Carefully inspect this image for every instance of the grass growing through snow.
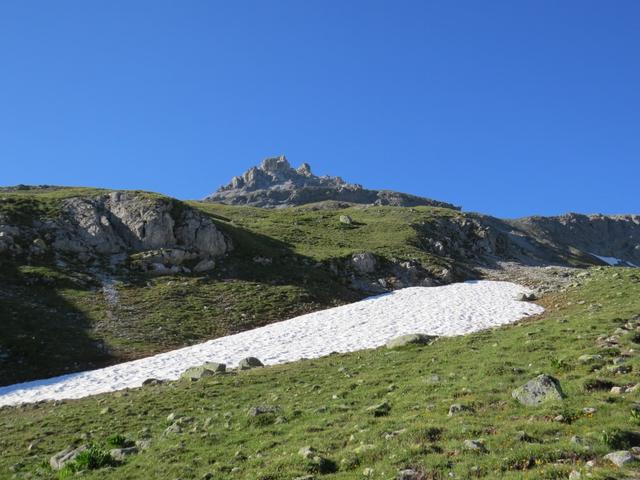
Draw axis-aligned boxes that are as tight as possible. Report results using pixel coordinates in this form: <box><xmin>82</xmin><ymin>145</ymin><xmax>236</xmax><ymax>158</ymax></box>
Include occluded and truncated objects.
<box><xmin>1</xmin><ymin>268</ymin><xmax>638</xmax><ymax>479</ymax></box>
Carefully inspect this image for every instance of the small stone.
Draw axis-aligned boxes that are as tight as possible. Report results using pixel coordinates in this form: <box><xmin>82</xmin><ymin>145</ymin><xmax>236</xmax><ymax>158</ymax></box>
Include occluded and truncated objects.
<box><xmin>339</xmin><ymin>215</ymin><xmax>353</xmax><ymax>225</ymax></box>
<box><xmin>463</xmin><ymin>439</ymin><xmax>487</xmax><ymax>452</ymax></box>
<box><xmin>385</xmin><ymin>334</ymin><xmax>437</xmax><ymax>349</ymax></box>
<box><xmin>166</xmin><ymin>412</ymin><xmax>179</xmax><ymax>422</ymax></box>
<box><xmin>448</xmin><ymin>403</ymin><xmax>473</xmax><ymax>417</ymax></box>
<box><xmin>142</xmin><ymin>378</ymin><xmax>164</xmax><ymax>386</ymax></box>
<box><xmin>163</xmin><ymin>423</ymin><xmax>182</xmax><ymax>435</ymax></box>
<box><xmin>607</xmin><ymin>364</ymin><xmax>632</xmax><ymax>374</ymax></box>
<box><xmin>397</xmin><ymin>469</ymin><xmax>422</xmax><ymax>480</ymax></box>
<box><xmin>366</xmin><ymin>401</ymin><xmax>391</xmax><ymax>417</ymax></box>
<box><xmin>610</xmin><ymin>386</ymin><xmax>623</xmax><ymax>394</ymax></box>
<box><xmin>582</xmin><ymin>407</ymin><xmax>597</xmax><ymax>415</ymax></box>
<box><xmin>110</xmin><ymin>446</ymin><xmax>138</xmax><ymax>461</ymax></box>
<box><xmin>515</xmin><ymin>431</ymin><xmax>535</xmax><ymax>443</ymax></box>
<box><xmin>100</xmin><ymin>406</ymin><xmax>113</xmax><ymax>415</ymax></box>
<box><xmin>298</xmin><ymin>446</ymin><xmax>317</xmax><ymax>459</ymax></box>
<box><xmin>238</xmin><ymin>357</ymin><xmax>263</xmax><ymax>370</ymax></box>
<box><xmin>135</xmin><ymin>439</ymin><xmax>151</xmax><ymax>451</ymax></box>
<box><xmin>569</xmin><ymin>470</ymin><xmax>581</xmax><ymax>480</ymax></box>
<box><xmin>247</xmin><ymin>405</ymin><xmax>279</xmax><ymax>417</ymax></box>
<box><xmin>363</xmin><ymin>467</ymin><xmax>374</xmax><ymax>476</ymax></box>
<box><xmin>577</xmin><ymin>354</ymin><xmax>603</xmax><ymax>364</ymax></box>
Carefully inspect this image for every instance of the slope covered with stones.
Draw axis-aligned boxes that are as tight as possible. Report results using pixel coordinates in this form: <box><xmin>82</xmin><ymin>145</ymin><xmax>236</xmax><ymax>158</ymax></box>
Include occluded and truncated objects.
<box><xmin>0</xmin><ymin>268</ymin><xmax>638</xmax><ymax>479</ymax></box>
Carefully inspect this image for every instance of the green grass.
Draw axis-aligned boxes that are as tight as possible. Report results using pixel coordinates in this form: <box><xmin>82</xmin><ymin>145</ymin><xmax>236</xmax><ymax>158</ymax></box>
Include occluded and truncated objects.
<box><xmin>193</xmin><ymin>201</ymin><xmax>458</xmax><ymax>269</ymax></box>
<box><xmin>1</xmin><ymin>268</ymin><xmax>638</xmax><ymax>479</ymax></box>
<box><xmin>2</xmin><ymin>192</ymin><xmax>466</xmax><ymax>384</ymax></box>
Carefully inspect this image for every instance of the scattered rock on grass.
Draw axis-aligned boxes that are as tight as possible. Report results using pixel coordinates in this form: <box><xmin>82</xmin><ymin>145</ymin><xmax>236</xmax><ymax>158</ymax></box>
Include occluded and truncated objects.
<box><xmin>604</xmin><ymin>450</ymin><xmax>637</xmax><ymax>467</ymax></box>
<box><xmin>386</xmin><ymin>334</ymin><xmax>437</xmax><ymax>349</ymax></box>
<box><xmin>463</xmin><ymin>439</ymin><xmax>487</xmax><ymax>452</ymax></box>
<box><xmin>512</xmin><ymin>374</ymin><xmax>564</xmax><ymax>406</ymax></box>
<box><xmin>49</xmin><ymin>445</ymin><xmax>88</xmax><ymax>470</ymax></box>
<box><xmin>366</xmin><ymin>401</ymin><xmax>391</xmax><ymax>417</ymax></box>
<box><xmin>181</xmin><ymin>362</ymin><xmax>226</xmax><ymax>381</ymax></box>
<box><xmin>247</xmin><ymin>405</ymin><xmax>280</xmax><ymax>417</ymax></box>
<box><xmin>577</xmin><ymin>354</ymin><xmax>602</xmax><ymax>364</ymax></box>
<box><xmin>110</xmin><ymin>446</ymin><xmax>138</xmax><ymax>461</ymax></box>
<box><xmin>448</xmin><ymin>403</ymin><xmax>473</xmax><ymax>416</ymax></box>
<box><xmin>396</xmin><ymin>469</ymin><xmax>423</xmax><ymax>480</ymax></box>
<box><xmin>239</xmin><ymin>357</ymin><xmax>264</xmax><ymax>370</ymax></box>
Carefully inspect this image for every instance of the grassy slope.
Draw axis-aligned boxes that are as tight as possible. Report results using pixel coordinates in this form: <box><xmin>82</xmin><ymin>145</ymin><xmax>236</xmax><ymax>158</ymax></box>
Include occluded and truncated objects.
<box><xmin>0</xmin><ymin>191</ymin><xmax>459</xmax><ymax>384</ymax></box>
<box><xmin>1</xmin><ymin>268</ymin><xmax>638</xmax><ymax>479</ymax></box>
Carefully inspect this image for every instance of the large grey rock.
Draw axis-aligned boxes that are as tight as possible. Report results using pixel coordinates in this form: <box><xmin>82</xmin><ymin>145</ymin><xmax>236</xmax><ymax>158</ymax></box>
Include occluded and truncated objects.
<box><xmin>512</xmin><ymin>374</ymin><xmax>565</xmax><ymax>406</ymax></box>
<box><xmin>49</xmin><ymin>445</ymin><xmax>88</xmax><ymax>470</ymax></box>
<box><xmin>351</xmin><ymin>252</ymin><xmax>377</xmax><ymax>273</ymax></box>
<box><xmin>181</xmin><ymin>362</ymin><xmax>226</xmax><ymax>381</ymax></box>
<box><xmin>386</xmin><ymin>334</ymin><xmax>437</xmax><ymax>349</ymax></box>
<box><xmin>604</xmin><ymin>450</ymin><xmax>636</xmax><ymax>467</ymax></box>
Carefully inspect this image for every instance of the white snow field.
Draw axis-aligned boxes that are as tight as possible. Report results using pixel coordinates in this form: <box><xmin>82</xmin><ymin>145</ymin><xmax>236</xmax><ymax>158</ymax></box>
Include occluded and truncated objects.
<box><xmin>0</xmin><ymin>280</ymin><xmax>543</xmax><ymax>406</ymax></box>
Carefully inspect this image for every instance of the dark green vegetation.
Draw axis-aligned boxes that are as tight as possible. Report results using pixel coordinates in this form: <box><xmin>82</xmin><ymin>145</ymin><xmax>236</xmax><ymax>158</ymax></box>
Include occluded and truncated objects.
<box><xmin>1</xmin><ymin>269</ymin><xmax>639</xmax><ymax>479</ymax></box>
<box><xmin>0</xmin><ymin>188</ymin><xmax>459</xmax><ymax>384</ymax></box>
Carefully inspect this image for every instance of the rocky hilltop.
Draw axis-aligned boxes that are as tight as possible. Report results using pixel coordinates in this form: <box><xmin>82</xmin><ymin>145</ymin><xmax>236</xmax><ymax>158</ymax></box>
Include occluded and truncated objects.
<box><xmin>205</xmin><ymin>155</ymin><xmax>460</xmax><ymax>210</ymax></box>
<box><xmin>0</xmin><ymin>191</ymin><xmax>231</xmax><ymax>275</ymax></box>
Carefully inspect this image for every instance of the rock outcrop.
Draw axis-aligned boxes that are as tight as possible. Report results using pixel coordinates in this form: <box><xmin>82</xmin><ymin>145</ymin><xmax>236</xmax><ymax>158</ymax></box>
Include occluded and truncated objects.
<box><xmin>415</xmin><ymin>212</ymin><xmax>640</xmax><ymax>268</ymax></box>
<box><xmin>205</xmin><ymin>156</ymin><xmax>460</xmax><ymax>210</ymax></box>
<box><xmin>0</xmin><ymin>191</ymin><xmax>231</xmax><ymax>273</ymax></box>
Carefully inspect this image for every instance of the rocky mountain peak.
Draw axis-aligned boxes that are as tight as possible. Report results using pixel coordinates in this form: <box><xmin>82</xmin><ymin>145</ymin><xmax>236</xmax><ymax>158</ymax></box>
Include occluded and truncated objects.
<box><xmin>206</xmin><ymin>156</ymin><xmax>459</xmax><ymax>210</ymax></box>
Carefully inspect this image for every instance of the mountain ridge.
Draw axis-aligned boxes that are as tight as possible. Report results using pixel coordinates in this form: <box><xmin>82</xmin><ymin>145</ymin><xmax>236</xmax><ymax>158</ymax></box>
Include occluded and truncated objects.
<box><xmin>205</xmin><ymin>155</ymin><xmax>461</xmax><ymax>210</ymax></box>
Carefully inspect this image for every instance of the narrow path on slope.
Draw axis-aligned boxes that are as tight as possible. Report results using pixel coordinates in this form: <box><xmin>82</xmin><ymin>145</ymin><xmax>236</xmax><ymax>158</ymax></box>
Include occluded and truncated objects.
<box><xmin>0</xmin><ymin>281</ymin><xmax>543</xmax><ymax>406</ymax></box>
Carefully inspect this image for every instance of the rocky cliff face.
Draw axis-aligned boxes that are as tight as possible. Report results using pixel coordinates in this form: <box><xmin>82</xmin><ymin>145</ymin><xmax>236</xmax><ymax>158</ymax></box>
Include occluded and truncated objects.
<box><xmin>0</xmin><ymin>192</ymin><xmax>231</xmax><ymax>274</ymax></box>
<box><xmin>205</xmin><ymin>156</ymin><xmax>460</xmax><ymax>210</ymax></box>
<box><xmin>413</xmin><ymin>213</ymin><xmax>640</xmax><ymax>268</ymax></box>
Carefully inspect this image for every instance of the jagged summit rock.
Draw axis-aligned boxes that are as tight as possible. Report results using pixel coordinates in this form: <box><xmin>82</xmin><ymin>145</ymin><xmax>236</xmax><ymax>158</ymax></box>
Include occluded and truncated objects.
<box><xmin>205</xmin><ymin>155</ymin><xmax>460</xmax><ymax>210</ymax></box>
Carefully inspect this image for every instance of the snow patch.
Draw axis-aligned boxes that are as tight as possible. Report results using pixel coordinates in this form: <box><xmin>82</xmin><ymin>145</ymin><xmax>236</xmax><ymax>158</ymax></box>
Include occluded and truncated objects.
<box><xmin>0</xmin><ymin>281</ymin><xmax>543</xmax><ymax>406</ymax></box>
<box><xmin>590</xmin><ymin>252</ymin><xmax>637</xmax><ymax>267</ymax></box>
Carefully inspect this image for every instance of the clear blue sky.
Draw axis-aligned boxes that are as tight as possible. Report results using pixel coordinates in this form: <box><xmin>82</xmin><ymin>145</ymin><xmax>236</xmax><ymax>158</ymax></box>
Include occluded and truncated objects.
<box><xmin>1</xmin><ymin>1</ymin><xmax>638</xmax><ymax>217</ymax></box>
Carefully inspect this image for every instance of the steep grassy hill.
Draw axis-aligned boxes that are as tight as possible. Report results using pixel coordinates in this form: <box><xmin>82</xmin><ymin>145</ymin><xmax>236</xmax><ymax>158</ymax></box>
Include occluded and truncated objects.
<box><xmin>0</xmin><ymin>189</ymin><xmax>459</xmax><ymax>385</ymax></box>
<box><xmin>1</xmin><ymin>268</ymin><xmax>638</xmax><ymax>479</ymax></box>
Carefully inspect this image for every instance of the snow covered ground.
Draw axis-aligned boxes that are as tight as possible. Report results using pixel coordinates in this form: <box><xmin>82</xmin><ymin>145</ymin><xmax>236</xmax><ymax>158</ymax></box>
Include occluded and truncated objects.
<box><xmin>0</xmin><ymin>280</ymin><xmax>543</xmax><ymax>406</ymax></box>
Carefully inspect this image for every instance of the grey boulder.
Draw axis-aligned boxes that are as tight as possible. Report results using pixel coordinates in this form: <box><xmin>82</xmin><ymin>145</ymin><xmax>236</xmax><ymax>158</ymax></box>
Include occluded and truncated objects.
<box><xmin>238</xmin><ymin>357</ymin><xmax>264</xmax><ymax>370</ymax></box>
<box><xmin>512</xmin><ymin>374</ymin><xmax>564</xmax><ymax>406</ymax></box>
<box><xmin>386</xmin><ymin>334</ymin><xmax>437</xmax><ymax>349</ymax></box>
<box><xmin>181</xmin><ymin>362</ymin><xmax>226</xmax><ymax>381</ymax></box>
<box><xmin>604</xmin><ymin>450</ymin><xmax>637</xmax><ymax>467</ymax></box>
<box><xmin>49</xmin><ymin>445</ymin><xmax>88</xmax><ymax>470</ymax></box>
